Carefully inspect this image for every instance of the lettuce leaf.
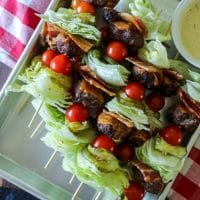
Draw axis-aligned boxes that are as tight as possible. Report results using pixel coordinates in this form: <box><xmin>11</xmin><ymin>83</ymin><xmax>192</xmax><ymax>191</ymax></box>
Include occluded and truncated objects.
<box><xmin>170</xmin><ymin>60</ymin><xmax>200</xmax><ymax>102</ymax></box>
<box><xmin>84</xmin><ymin>49</ymin><xmax>130</xmax><ymax>87</ymax></box>
<box><xmin>105</xmin><ymin>93</ymin><xmax>163</xmax><ymax>131</ymax></box>
<box><xmin>136</xmin><ymin>137</ymin><xmax>185</xmax><ymax>182</ymax></box>
<box><xmin>38</xmin><ymin>8</ymin><xmax>101</xmax><ymax>45</ymax></box>
<box><xmin>129</xmin><ymin>0</ymin><xmax>171</xmax><ymax>41</ymax></box>
<box><xmin>138</xmin><ymin>40</ymin><xmax>170</xmax><ymax>68</ymax></box>
<box><xmin>62</xmin><ymin>145</ymin><xmax>129</xmax><ymax>196</ymax></box>
<box><xmin>7</xmin><ymin>57</ymin><xmax>72</xmax><ymax>113</ymax></box>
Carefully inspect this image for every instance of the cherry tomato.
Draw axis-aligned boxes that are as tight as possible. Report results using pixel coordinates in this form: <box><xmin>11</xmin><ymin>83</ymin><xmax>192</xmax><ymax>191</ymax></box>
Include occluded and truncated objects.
<box><xmin>50</xmin><ymin>54</ymin><xmax>72</xmax><ymax>76</ymax></box>
<box><xmin>145</xmin><ymin>92</ymin><xmax>165</xmax><ymax>112</ymax></box>
<box><xmin>160</xmin><ymin>125</ymin><xmax>183</xmax><ymax>146</ymax></box>
<box><xmin>41</xmin><ymin>49</ymin><xmax>58</xmax><ymax>67</ymax></box>
<box><xmin>124</xmin><ymin>181</ymin><xmax>144</xmax><ymax>200</ymax></box>
<box><xmin>92</xmin><ymin>134</ymin><xmax>116</xmax><ymax>152</ymax></box>
<box><xmin>123</xmin><ymin>82</ymin><xmax>145</xmax><ymax>101</ymax></box>
<box><xmin>100</xmin><ymin>26</ymin><xmax>109</xmax><ymax>41</ymax></box>
<box><xmin>65</xmin><ymin>102</ymin><xmax>89</xmax><ymax>122</ymax></box>
<box><xmin>76</xmin><ymin>2</ymin><xmax>95</xmax><ymax>15</ymax></box>
<box><xmin>115</xmin><ymin>143</ymin><xmax>134</xmax><ymax>161</ymax></box>
<box><xmin>106</xmin><ymin>41</ymin><xmax>128</xmax><ymax>62</ymax></box>
<box><xmin>71</xmin><ymin>0</ymin><xmax>82</xmax><ymax>9</ymax></box>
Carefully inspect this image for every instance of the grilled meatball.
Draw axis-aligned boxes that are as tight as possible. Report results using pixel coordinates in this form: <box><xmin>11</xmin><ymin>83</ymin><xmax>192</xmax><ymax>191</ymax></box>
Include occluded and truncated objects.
<box><xmin>126</xmin><ymin>57</ymin><xmax>164</xmax><ymax>89</ymax></box>
<box><xmin>128</xmin><ymin>130</ymin><xmax>150</xmax><ymax>147</ymax></box>
<box><xmin>54</xmin><ymin>33</ymin><xmax>83</xmax><ymax>57</ymax></box>
<box><xmin>97</xmin><ymin>110</ymin><xmax>132</xmax><ymax>142</ymax></box>
<box><xmin>167</xmin><ymin>104</ymin><xmax>199</xmax><ymax>133</ymax></box>
<box><xmin>130</xmin><ymin>160</ymin><xmax>164</xmax><ymax>194</ymax></box>
<box><xmin>102</xmin><ymin>7</ymin><xmax>122</xmax><ymax>23</ymax></box>
<box><xmin>83</xmin><ymin>0</ymin><xmax>107</xmax><ymax>7</ymax></box>
<box><xmin>160</xmin><ymin>76</ymin><xmax>178</xmax><ymax>97</ymax></box>
<box><xmin>74</xmin><ymin>79</ymin><xmax>105</xmax><ymax>118</ymax></box>
<box><xmin>110</xmin><ymin>21</ymin><xmax>144</xmax><ymax>51</ymax></box>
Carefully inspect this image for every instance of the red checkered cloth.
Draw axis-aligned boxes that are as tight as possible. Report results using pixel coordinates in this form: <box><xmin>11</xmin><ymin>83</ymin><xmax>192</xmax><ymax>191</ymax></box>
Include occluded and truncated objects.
<box><xmin>0</xmin><ymin>1</ymin><xmax>200</xmax><ymax>200</ymax></box>
<box><xmin>168</xmin><ymin>139</ymin><xmax>200</xmax><ymax>200</ymax></box>
<box><xmin>0</xmin><ymin>0</ymin><xmax>51</xmax><ymax>68</ymax></box>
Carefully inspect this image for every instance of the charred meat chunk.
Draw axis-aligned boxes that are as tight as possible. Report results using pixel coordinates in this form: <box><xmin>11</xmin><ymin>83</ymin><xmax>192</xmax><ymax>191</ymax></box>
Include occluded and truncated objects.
<box><xmin>167</xmin><ymin>104</ymin><xmax>199</xmax><ymax>133</ymax></box>
<box><xmin>53</xmin><ymin>33</ymin><xmax>83</xmax><ymax>57</ymax></box>
<box><xmin>74</xmin><ymin>79</ymin><xmax>105</xmax><ymax>118</ymax></box>
<box><xmin>97</xmin><ymin>110</ymin><xmax>132</xmax><ymax>143</ymax></box>
<box><xmin>128</xmin><ymin>130</ymin><xmax>150</xmax><ymax>147</ymax></box>
<box><xmin>126</xmin><ymin>57</ymin><xmax>164</xmax><ymax>89</ymax></box>
<box><xmin>41</xmin><ymin>23</ymin><xmax>93</xmax><ymax>54</ymax></box>
<box><xmin>102</xmin><ymin>7</ymin><xmax>122</xmax><ymax>23</ymax></box>
<box><xmin>110</xmin><ymin>22</ymin><xmax>144</xmax><ymax>51</ymax></box>
<box><xmin>160</xmin><ymin>70</ymin><xmax>185</xmax><ymax>97</ymax></box>
<box><xmin>83</xmin><ymin>0</ymin><xmax>107</xmax><ymax>7</ymax></box>
<box><xmin>160</xmin><ymin>76</ymin><xmax>178</xmax><ymax>97</ymax></box>
<box><xmin>131</xmin><ymin>160</ymin><xmax>164</xmax><ymax>194</ymax></box>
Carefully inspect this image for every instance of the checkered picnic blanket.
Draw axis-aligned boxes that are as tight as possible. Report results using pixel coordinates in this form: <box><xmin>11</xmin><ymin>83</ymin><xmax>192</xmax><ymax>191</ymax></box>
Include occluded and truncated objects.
<box><xmin>0</xmin><ymin>1</ymin><xmax>200</xmax><ymax>200</ymax></box>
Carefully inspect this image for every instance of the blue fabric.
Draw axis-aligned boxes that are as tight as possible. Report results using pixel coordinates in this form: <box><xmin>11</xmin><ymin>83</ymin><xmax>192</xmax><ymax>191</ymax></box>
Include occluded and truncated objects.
<box><xmin>0</xmin><ymin>188</ymin><xmax>39</xmax><ymax>200</ymax></box>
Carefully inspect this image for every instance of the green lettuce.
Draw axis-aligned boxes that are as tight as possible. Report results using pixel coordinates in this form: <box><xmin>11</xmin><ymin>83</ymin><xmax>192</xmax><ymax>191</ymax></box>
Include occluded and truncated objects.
<box><xmin>136</xmin><ymin>137</ymin><xmax>185</xmax><ymax>182</ymax></box>
<box><xmin>84</xmin><ymin>50</ymin><xmax>130</xmax><ymax>87</ymax></box>
<box><xmin>39</xmin><ymin>8</ymin><xmax>101</xmax><ymax>45</ymax></box>
<box><xmin>138</xmin><ymin>40</ymin><xmax>170</xmax><ymax>68</ymax></box>
<box><xmin>170</xmin><ymin>60</ymin><xmax>200</xmax><ymax>102</ymax></box>
<box><xmin>105</xmin><ymin>93</ymin><xmax>163</xmax><ymax>131</ymax></box>
<box><xmin>7</xmin><ymin>57</ymin><xmax>72</xmax><ymax>113</ymax></box>
<box><xmin>62</xmin><ymin>145</ymin><xmax>130</xmax><ymax>196</ymax></box>
<box><xmin>31</xmin><ymin>99</ymin><xmax>94</xmax><ymax>143</ymax></box>
<box><xmin>129</xmin><ymin>0</ymin><xmax>171</xmax><ymax>41</ymax></box>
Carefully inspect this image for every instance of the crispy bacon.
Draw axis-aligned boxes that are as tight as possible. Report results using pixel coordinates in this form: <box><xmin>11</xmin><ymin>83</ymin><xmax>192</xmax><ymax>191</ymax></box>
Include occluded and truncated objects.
<box><xmin>79</xmin><ymin>65</ymin><xmax>116</xmax><ymax>96</ymax></box>
<box><xmin>178</xmin><ymin>88</ymin><xmax>200</xmax><ymax>119</ymax></box>
<box><xmin>131</xmin><ymin>159</ymin><xmax>164</xmax><ymax>194</ymax></box>
<box><xmin>126</xmin><ymin>57</ymin><xmax>164</xmax><ymax>89</ymax></box>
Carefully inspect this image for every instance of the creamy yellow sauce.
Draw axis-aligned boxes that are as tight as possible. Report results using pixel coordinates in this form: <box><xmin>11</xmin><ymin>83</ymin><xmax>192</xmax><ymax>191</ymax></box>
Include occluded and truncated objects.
<box><xmin>180</xmin><ymin>1</ymin><xmax>200</xmax><ymax>60</ymax></box>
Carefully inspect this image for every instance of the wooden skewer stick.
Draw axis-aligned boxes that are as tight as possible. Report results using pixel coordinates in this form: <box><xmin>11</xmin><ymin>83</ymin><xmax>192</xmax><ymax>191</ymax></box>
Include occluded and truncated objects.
<box><xmin>30</xmin><ymin>120</ymin><xmax>44</xmax><ymax>138</ymax></box>
<box><xmin>174</xmin><ymin>52</ymin><xmax>180</xmax><ymax>60</ymax></box>
<box><xmin>93</xmin><ymin>191</ymin><xmax>102</xmax><ymax>200</ymax></box>
<box><xmin>71</xmin><ymin>182</ymin><xmax>84</xmax><ymax>200</ymax></box>
<box><xmin>69</xmin><ymin>174</ymin><xmax>76</xmax><ymax>184</ymax></box>
<box><xmin>28</xmin><ymin>101</ymin><xmax>43</xmax><ymax>128</ymax></box>
<box><xmin>44</xmin><ymin>150</ymin><xmax>57</xmax><ymax>169</ymax></box>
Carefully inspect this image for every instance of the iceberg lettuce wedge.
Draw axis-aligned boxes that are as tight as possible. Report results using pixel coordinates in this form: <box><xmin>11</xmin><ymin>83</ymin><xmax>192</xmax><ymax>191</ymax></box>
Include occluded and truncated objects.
<box><xmin>39</xmin><ymin>8</ymin><xmax>101</xmax><ymax>45</ymax></box>
<box><xmin>84</xmin><ymin>50</ymin><xmax>130</xmax><ymax>87</ymax></box>
<box><xmin>129</xmin><ymin>0</ymin><xmax>171</xmax><ymax>42</ymax></box>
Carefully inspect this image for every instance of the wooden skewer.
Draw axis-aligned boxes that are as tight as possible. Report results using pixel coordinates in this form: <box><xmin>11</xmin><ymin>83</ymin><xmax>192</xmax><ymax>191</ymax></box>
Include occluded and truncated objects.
<box><xmin>71</xmin><ymin>182</ymin><xmax>84</xmax><ymax>200</ymax></box>
<box><xmin>44</xmin><ymin>150</ymin><xmax>57</xmax><ymax>169</ymax></box>
<box><xmin>30</xmin><ymin>120</ymin><xmax>44</xmax><ymax>138</ymax></box>
<box><xmin>174</xmin><ymin>52</ymin><xmax>180</xmax><ymax>60</ymax></box>
<box><xmin>93</xmin><ymin>191</ymin><xmax>102</xmax><ymax>200</ymax></box>
<box><xmin>28</xmin><ymin>101</ymin><xmax>43</xmax><ymax>128</ymax></box>
<box><xmin>69</xmin><ymin>174</ymin><xmax>76</xmax><ymax>184</ymax></box>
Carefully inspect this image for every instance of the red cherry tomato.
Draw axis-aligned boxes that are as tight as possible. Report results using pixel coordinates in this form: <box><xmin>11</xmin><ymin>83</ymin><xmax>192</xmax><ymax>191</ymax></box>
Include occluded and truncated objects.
<box><xmin>50</xmin><ymin>54</ymin><xmax>72</xmax><ymax>76</ymax></box>
<box><xmin>41</xmin><ymin>50</ymin><xmax>58</xmax><ymax>67</ymax></box>
<box><xmin>71</xmin><ymin>0</ymin><xmax>82</xmax><ymax>9</ymax></box>
<box><xmin>160</xmin><ymin>125</ymin><xmax>183</xmax><ymax>146</ymax></box>
<box><xmin>115</xmin><ymin>143</ymin><xmax>134</xmax><ymax>161</ymax></box>
<box><xmin>124</xmin><ymin>181</ymin><xmax>144</xmax><ymax>200</ymax></box>
<box><xmin>76</xmin><ymin>2</ymin><xmax>95</xmax><ymax>15</ymax></box>
<box><xmin>100</xmin><ymin>26</ymin><xmax>109</xmax><ymax>41</ymax></box>
<box><xmin>106</xmin><ymin>41</ymin><xmax>128</xmax><ymax>62</ymax></box>
<box><xmin>123</xmin><ymin>82</ymin><xmax>145</xmax><ymax>101</ymax></box>
<box><xmin>92</xmin><ymin>134</ymin><xmax>116</xmax><ymax>152</ymax></box>
<box><xmin>65</xmin><ymin>102</ymin><xmax>89</xmax><ymax>122</ymax></box>
<box><xmin>145</xmin><ymin>92</ymin><xmax>165</xmax><ymax>112</ymax></box>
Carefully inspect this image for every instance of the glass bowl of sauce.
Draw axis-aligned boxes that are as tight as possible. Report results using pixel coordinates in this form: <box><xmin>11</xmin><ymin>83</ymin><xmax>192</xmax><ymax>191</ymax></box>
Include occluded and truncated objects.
<box><xmin>172</xmin><ymin>0</ymin><xmax>200</xmax><ymax>68</ymax></box>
